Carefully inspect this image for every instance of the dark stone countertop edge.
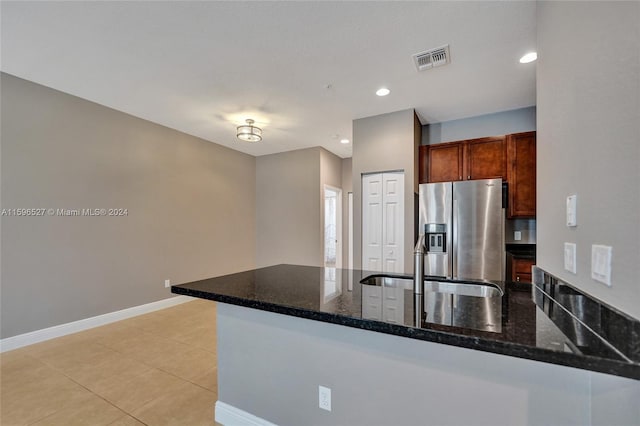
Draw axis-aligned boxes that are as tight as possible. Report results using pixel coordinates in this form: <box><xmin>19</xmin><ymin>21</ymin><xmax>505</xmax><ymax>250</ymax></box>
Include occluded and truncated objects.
<box><xmin>172</xmin><ymin>285</ymin><xmax>640</xmax><ymax>380</ymax></box>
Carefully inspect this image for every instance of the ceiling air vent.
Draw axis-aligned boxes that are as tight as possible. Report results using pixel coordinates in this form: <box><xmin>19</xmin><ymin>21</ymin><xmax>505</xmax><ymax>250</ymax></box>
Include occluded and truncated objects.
<box><xmin>412</xmin><ymin>45</ymin><xmax>450</xmax><ymax>71</ymax></box>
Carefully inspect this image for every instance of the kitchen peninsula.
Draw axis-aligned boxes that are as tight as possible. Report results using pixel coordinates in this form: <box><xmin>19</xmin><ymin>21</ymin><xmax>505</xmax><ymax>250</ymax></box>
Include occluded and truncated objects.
<box><xmin>173</xmin><ymin>264</ymin><xmax>640</xmax><ymax>426</ymax></box>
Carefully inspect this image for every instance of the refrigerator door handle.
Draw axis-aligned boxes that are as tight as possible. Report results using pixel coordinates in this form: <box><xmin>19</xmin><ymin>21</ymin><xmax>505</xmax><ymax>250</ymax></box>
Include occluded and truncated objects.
<box><xmin>452</xmin><ymin>197</ymin><xmax>457</xmax><ymax>279</ymax></box>
<box><xmin>500</xmin><ymin>208</ymin><xmax>506</xmax><ymax>281</ymax></box>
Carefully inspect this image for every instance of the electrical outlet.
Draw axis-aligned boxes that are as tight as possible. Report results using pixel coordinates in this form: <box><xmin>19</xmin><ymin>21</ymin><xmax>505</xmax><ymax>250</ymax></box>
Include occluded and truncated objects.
<box><xmin>164</xmin><ymin>279</ymin><xmax>171</xmax><ymax>288</ymax></box>
<box><xmin>318</xmin><ymin>385</ymin><xmax>331</xmax><ymax>411</ymax></box>
<box><xmin>514</xmin><ymin>231</ymin><xmax>522</xmax><ymax>241</ymax></box>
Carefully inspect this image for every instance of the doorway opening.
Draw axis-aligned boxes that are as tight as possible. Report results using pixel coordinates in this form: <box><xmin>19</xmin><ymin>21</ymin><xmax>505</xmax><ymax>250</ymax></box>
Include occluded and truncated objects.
<box><xmin>323</xmin><ymin>185</ymin><xmax>342</xmax><ymax>268</ymax></box>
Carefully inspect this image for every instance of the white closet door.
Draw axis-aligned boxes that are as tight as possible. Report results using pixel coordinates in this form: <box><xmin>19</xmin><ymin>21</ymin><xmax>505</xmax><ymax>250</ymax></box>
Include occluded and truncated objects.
<box><xmin>362</xmin><ymin>173</ymin><xmax>383</xmax><ymax>271</ymax></box>
<box><xmin>382</xmin><ymin>172</ymin><xmax>404</xmax><ymax>273</ymax></box>
<box><xmin>362</xmin><ymin>172</ymin><xmax>404</xmax><ymax>273</ymax></box>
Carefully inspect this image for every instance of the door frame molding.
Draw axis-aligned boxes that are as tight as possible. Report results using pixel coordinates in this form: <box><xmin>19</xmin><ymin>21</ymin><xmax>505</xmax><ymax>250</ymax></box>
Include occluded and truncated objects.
<box><xmin>323</xmin><ymin>184</ymin><xmax>342</xmax><ymax>268</ymax></box>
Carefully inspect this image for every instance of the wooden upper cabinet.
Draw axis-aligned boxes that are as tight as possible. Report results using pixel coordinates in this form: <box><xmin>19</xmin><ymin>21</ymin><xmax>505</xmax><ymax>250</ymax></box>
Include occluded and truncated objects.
<box><xmin>465</xmin><ymin>136</ymin><xmax>506</xmax><ymax>181</ymax></box>
<box><xmin>426</xmin><ymin>142</ymin><xmax>463</xmax><ymax>183</ymax></box>
<box><xmin>418</xmin><ymin>145</ymin><xmax>429</xmax><ymax>184</ymax></box>
<box><xmin>421</xmin><ymin>137</ymin><xmax>505</xmax><ymax>183</ymax></box>
<box><xmin>507</xmin><ymin>131</ymin><xmax>536</xmax><ymax>218</ymax></box>
<box><xmin>420</xmin><ymin>132</ymin><xmax>535</xmax><ymax>217</ymax></box>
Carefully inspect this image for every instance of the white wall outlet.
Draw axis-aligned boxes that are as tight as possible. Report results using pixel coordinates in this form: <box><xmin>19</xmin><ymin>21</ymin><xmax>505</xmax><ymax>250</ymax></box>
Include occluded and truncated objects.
<box><xmin>164</xmin><ymin>279</ymin><xmax>171</xmax><ymax>288</ymax></box>
<box><xmin>566</xmin><ymin>195</ymin><xmax>577</xmax><ymax>227</ymax></box>
<box><xmin>564</xmin><ymin>243</ymin><xmax>576</xmax><ymax>273</ymax></box>
<box><xmin>318</xmin><ymin>385</ymin><xmax>332</xmax><ymax>412</ymax></box>
<box><xmin>514</xmin><ymin>231</ymin><xmax>522</xmax><ymax>241</ymax></box>
<box><xmin>591</xmin><ymin>245</ymin><xmax>612</xmax><ymax>287</ymax></box>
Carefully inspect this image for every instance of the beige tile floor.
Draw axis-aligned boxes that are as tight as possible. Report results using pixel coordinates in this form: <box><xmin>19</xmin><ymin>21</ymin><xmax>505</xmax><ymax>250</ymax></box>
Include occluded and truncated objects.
<box><xmin>0</xmin><ymin>299</ymin><xmax>219</xmax><ymax>426</ymax></box>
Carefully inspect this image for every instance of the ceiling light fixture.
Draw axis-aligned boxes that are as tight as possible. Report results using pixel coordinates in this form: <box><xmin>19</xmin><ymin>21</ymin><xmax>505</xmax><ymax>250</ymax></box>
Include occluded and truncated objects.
<box><xmin>519</xmin><ymin>52</ymin><xmax>537</xmax><ymax>64</ymax></box>
<box><xmin>376</xmin><ymin>88</ymin><xmax>390</xmax><ymax>97</ymax></box>
<box><xmin>340</xmin><ymin>139</ymin><xmax>350</xmax><ymax>144</ymax></box>
<box><xmin>236</xmin><ymin>119</ymin><xmax>262</xmax><ymax>142</ymax></box>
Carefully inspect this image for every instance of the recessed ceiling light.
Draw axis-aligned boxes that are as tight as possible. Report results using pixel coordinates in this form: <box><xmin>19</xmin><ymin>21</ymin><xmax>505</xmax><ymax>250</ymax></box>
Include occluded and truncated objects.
<box><xmin>340</xmin><ymin>139</ymin><xmax>350</xmax><ymax>144</ymax></box>
<box><xmin>519</xmin><ymin>52</ymin><xmax>537</xmax><ymax>64</ymax></box>
<box><xmin>376</xmin><ymin>88</ymin><xmax>390</xmax><ymax>97</ymax></box>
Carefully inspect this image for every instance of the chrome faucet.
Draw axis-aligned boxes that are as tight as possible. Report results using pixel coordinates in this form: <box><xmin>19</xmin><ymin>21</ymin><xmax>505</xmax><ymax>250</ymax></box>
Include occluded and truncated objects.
<box><xmin>414</xmin><ymin>233</ymin><xmax>426</xmax><ymax>295</ymax></box>
<box><xmin>413</xmin><ymin>233</ymin><xmax>426</xmax><ymax>327</ymax></box>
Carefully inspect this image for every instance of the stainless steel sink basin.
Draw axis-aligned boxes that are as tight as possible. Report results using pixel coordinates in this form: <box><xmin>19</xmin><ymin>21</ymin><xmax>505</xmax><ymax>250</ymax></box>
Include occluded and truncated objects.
<box><xmin>359</xmin><ymin>275</ymin><xmax>413</xmax><ymax>289</ymax></box>
<box><xmin>359</xmin><ymin>274</ymin><xmax>503</xmax><ymax>332</ymax></box>
<box><xmin>359</xmin><ymin>275</ymin><xmax>503</xmax><ymax>298</ymax></box>
<box><xmin>423</xmin><ymin>280</ymin><xmax>502</xmax><ymax>298</ymax></box>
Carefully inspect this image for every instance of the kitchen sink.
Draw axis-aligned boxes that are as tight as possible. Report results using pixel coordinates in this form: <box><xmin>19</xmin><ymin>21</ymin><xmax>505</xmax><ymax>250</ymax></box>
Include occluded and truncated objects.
<box><xmin>424</xmin><ymin>280</ymin><xmax>502</xmax><ymax>298</ymax></box>
<box><xmin>359</xmin><ymin>275</ymin><xmax>503</xmax><ymax>298</ymax></box>
<box><xmin>359</xmin><ymin>274</ymin><xmax>503</xmax><ymax>332</ymax></box>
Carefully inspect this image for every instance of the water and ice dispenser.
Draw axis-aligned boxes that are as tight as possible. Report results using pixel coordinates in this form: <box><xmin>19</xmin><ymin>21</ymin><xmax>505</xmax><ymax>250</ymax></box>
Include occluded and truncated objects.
<box><xmin>424</xmin><ymin>223</ymin><xmax>447</xmax><ymax>254</ymax></box>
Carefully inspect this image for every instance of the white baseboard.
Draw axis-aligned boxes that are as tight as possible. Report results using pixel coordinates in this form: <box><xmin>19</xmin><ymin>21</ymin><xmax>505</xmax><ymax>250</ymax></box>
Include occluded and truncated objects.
<box><xmin>0</xmin><ymin>295</ymin><xmax>194</xmax><ymax>352</ymax></box>
<box><xmin>215</xmin><ymin>401</ymin><xmax>279</xmax><ymax>426</ymax></box>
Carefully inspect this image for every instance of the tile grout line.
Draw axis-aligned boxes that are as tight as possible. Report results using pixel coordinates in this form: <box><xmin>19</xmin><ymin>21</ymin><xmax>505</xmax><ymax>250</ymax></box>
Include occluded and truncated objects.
<box><xmin>20</xmin><ymin>337</ymin><xmax>209</xmax><ymax>426</ymax></box>
<box><xmin>81</xmin><ymin>329</ymin><xmax>218</xmax><ymax>392</ymax></box>
<box><xmin>87</xmin><ymin>312</ymin><xmax>219</xmax><ymax>389</ymax></box>
<box><xmin>86</xmin><ymin>328</ymin><xmax>218</xmax><ymax>390</ymax></box>
<box><xmin>4</xmin><ymin>302</ymin><xmax>218</xmax><ymax>425</ymax></box>
<box><xmin>17</xmin><ymin>344</ymin><xmax>149</xmax><ymax>425</ymax></box>
<box><xmin>22</xmin><ymin>366</ymin><xmax>133</xmax><ymax>426</ymax></box>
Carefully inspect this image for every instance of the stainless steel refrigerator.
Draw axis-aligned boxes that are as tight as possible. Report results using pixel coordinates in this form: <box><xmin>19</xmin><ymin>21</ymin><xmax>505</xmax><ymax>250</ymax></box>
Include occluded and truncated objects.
<box><xmin>418</xmin><ymin>178</ymin><xmax>505</xmax><ymax>281</ymax></box>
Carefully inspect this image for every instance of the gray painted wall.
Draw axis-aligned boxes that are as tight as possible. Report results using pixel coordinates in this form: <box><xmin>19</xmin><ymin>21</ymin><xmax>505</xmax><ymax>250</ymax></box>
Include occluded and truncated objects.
<box><xmin>352</xmin><ymin>109</ymin><xmax>418</xmax><ymax>273</ymax></box>
<box><xmin>255</xmin><ymin>147</ymin><xmax>322</xmax><ymax>268</ymax></box>
<box><xmin>0</xmin><ymin>73</ymin><xmax>256</xmax><ymax>338</ymax></box>
<box><xmin>217</xmin><ymin>303</ymin><xmax>640</xmax><ymax>426</ymax></box>
<box><xmin>255</xmin><ymin>147</ymin><xmax>343</xmax><ymax>269</ymax></box>
<box><xmin>320</xmin><ymin>148</ymin><xmax>343</xmax><ymax>191</ymax></box>
<box><xmin>537</xmin><ymin>2</ymin><xmax>640</xmax><ymax>319</ymax></box>
<box><xmin>422</xmin><ymin>106</ymin><xmax>536</xmax><ymax>145</ymax></box>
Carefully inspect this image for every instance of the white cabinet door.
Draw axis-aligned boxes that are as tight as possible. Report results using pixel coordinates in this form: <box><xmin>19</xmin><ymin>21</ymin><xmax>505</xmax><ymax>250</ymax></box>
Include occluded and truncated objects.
<box><xmin>362</xmin><ymin>172</ymin><xmax>404</xmax><ymax>273</ymax></box>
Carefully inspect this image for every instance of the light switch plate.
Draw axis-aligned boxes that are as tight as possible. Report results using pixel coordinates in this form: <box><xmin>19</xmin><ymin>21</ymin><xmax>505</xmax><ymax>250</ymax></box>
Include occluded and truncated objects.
<box><xmin>591</xmin><ymin>245</ymin><xmax>612</xmax><ymax>287</ymax></box>
<box><xmin>566</xmin><ymin>195</ymin><xmax>577</xmax><ymax>227</ymax></box>
<box><xmin>564</xmin><ymin>243</ymin><xmax>576</xmax><ymax>273</ymax></box>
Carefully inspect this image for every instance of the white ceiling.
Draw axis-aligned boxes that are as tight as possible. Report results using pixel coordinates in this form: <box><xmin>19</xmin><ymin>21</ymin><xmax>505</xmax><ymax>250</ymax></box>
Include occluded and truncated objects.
<box><xmin>1</xmin><ymin>1</ymin><xmax>536</xmax><ymax>159</ymax></box>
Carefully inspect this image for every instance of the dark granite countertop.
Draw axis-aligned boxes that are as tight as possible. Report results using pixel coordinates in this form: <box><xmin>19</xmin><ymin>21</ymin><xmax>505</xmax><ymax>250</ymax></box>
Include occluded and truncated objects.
<box><xmin>172</xmin><ymin>264</ymin><xmax>639</xmax><ymax>380</ymax></box>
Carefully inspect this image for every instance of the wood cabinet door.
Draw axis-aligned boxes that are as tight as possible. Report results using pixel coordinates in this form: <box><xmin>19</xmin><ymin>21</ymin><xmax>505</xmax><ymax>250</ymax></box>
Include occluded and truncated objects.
<box><xmin>511</xmin><ymin>258</ymin><xmax>535</xmax><ymax>283</ymax></box>
<box><xmin>507</xmin><ymin>132</ymin><xmax>536</xmax><ymax>218</ymax></box>
<box><xmin>465</xmin><ymin>136</ymin><xmax>506</xmax><ymax>180</ymax></box>
<box><xmin>427</xmin><ymin>142</ymin><xmax>463</xmax><ymax>183</ymax></box>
